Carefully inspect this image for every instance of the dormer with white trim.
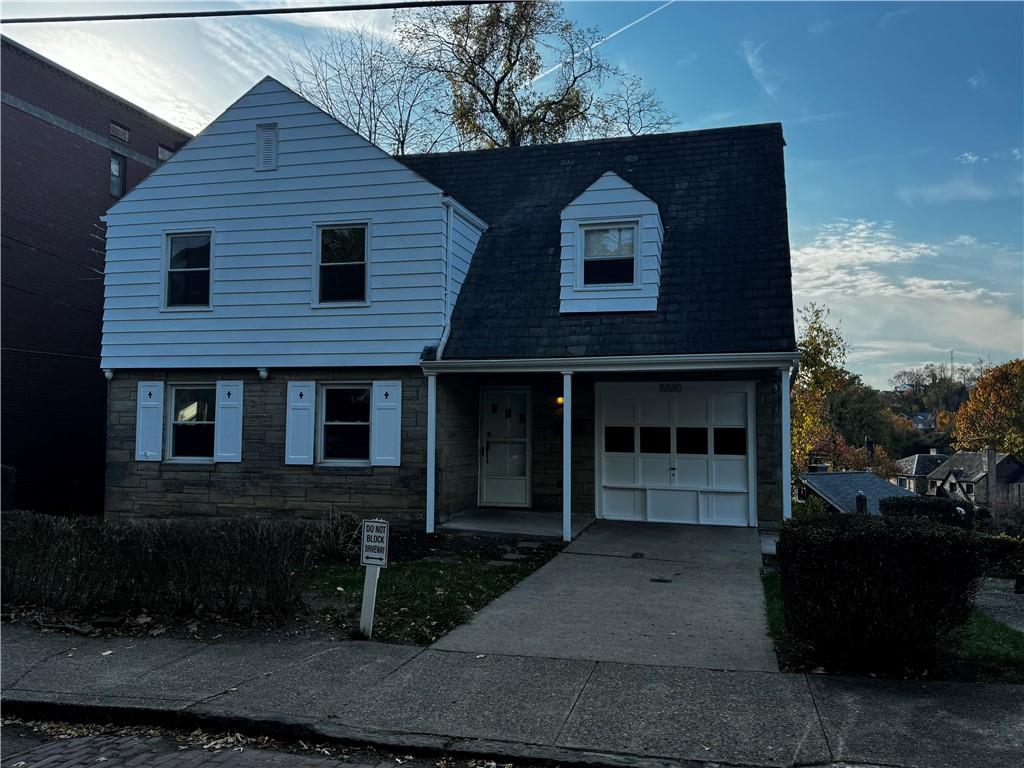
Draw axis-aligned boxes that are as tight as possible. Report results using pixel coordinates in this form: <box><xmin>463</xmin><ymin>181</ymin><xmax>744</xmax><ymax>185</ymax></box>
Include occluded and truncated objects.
<box><xmin>559</xmin><ymin>171</ymin><xmax>664</xmax><ymax>313</ymax></box>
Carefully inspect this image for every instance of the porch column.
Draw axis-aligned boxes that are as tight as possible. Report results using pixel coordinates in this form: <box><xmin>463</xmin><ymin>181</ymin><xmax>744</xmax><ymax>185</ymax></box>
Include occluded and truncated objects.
<box><xmin>426</xmin><ymin>372</ymin><xmax>437</xmax><ymax>534</ymax></box>
<box><xmin>780</xmin><ymin>366</ymin><xmax>792</xmax><ymax>520</ymax></box>
<box><xmin>562</xmin><ymin>371</ymin><xmax>573</xmax><ymax>542</ymax></box>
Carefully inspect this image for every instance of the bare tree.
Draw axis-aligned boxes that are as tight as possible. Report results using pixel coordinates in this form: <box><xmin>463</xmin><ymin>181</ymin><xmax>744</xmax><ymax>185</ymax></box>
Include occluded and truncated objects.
<box><xmin>288</xmin><ymin>27</ymin><xmax>457</xmax><ymax>155</ymax></box>
<box><xmin>584</xmin><ymin>74</ymin><xmax>677</xmax><ymax>138</ymax></box>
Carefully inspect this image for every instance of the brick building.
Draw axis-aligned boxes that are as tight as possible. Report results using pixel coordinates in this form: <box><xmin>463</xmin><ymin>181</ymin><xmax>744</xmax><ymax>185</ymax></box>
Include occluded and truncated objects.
<box><xmin>1</xmin><ymin>37</ymin><xmax>190</xmax><ymax>512</ymax></box>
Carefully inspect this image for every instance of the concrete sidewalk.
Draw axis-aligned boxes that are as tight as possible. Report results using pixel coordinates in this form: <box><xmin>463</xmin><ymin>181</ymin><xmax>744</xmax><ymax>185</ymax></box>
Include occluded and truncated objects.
<box><xmin>3</xmin><ymin>625</ymin><xmax>1023</xmax><ymax>768</ymax></box>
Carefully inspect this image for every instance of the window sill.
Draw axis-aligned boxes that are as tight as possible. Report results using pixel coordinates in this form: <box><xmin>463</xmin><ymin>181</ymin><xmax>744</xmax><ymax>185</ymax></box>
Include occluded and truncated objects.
<box><xmin>316</xmin><ymin>460</ymin><xmax>372</xmax><ymax>468</ymax></box>
<box><xmin>164</xmin><ymin>458</ymin><xmax>215</xmax><ymax>465</ymax></box>
<box><xmin>573</xmin><ymin>284</ymin><xmax>644</xmax><ymax>293</ymax></box>
<box><xmin>160</xmin><ymin>305</ymin><xmax>214</xmax><ymax>313</ymax></box>
<box><xmin>311</xmin><ymin>301</ymin><xmax>371</xmax><ymax>309</ymax></box>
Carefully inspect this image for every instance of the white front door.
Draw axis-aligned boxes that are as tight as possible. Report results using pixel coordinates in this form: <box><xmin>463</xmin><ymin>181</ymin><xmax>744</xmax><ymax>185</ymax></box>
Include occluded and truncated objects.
<box><xmin>479</xmin><ymin>388</ymin><xmax>531</xmax><ymax>507</ymax></box>
<box><xmin>597</xmin><ymin>382</ymin><xmax>756</xmax><ymax>526</ymax></box>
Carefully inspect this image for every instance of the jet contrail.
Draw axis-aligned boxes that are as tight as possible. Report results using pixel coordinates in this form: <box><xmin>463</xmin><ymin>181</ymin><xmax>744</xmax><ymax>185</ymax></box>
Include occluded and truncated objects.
<box><xmin>533</xmin><ymin>0</ymin><xmax>677</xmax><ymax>83</ymax></box>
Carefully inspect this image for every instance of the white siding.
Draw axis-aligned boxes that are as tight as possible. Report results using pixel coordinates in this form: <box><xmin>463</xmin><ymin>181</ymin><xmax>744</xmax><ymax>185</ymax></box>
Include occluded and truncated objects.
<box><xmin>102</xmin><ymin>77</ymin><xmax>454</xmax><ymax>369</ymax></box>
<box><xmin>559</xmin><ymin>171</ymin><xmax>664</xmax><ymax>314</ymax></box>
<box><xmin>448</xmin><ymin>208</ymin><xmax>484</xmax><ymax>315</ymax></box>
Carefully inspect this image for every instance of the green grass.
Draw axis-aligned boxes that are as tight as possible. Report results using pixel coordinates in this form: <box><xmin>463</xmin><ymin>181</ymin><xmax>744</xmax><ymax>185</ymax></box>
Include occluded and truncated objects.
<box><xmin>307</xmin><ymin>557</ymin><xmax>544</xmax><ymax>645</ymax></box>
<box><xmin>761</xmin><ymin>573</ymin><xmax>1024</xmax><ymax>682</ymax></box>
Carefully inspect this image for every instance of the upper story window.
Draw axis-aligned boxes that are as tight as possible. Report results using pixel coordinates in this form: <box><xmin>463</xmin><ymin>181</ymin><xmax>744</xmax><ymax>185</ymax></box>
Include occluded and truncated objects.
<box><xmin>109</xmin><ymin>153</ymin><xmax>126</xmax><ymax>197</ymax></box>
<box><xmin>166</xmin><ymin>232</ymin><xmax>212</xmax><ymax>308</ymax></box>
<box><xmin>255</xmin><ymin>123</ymin><xmax>278</xmax><ymax>171</ymax></box>
<box><xmin>169</xmin><ymin>385</ymin><xmax>216</xmax><ymax>460</ymax></box>
<box><xmin>964</xmin><ymin>482</ymin><xmax>975</xmax><ymax>495</ymax></box>
<box><xmin>109</xmin><ymin>121</ymin><xmax>130</xmax><ymax>143</ymax></box>
<box><xmin>581</xmin><ymin>223</ymin><xmax>638</xmax><ymax>286</ymax></box>
<box><xmin>157</xmin><ymin>145</ymin><xmax>174</xmax><ymax>162</ymax></box>
<box><xmin>317</xmin><ymin>224</ymin><xmax>367</xmax><ymax>304</ymax></box>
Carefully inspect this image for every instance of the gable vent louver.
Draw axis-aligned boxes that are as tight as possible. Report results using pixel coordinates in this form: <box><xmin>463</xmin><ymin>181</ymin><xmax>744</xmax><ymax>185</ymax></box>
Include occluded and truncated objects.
<box><xmin>255</xmin><ymin>124</ymin><xmax>278</xmax><ymax>171</ymax></box>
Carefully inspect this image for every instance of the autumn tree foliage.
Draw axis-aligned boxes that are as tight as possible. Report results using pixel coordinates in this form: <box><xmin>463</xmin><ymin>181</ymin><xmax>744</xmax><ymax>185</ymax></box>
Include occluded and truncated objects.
<box><xmin>953</xmin><ymin>359</ymin><xmax>1024</xmax><ymax>457</ymax></box>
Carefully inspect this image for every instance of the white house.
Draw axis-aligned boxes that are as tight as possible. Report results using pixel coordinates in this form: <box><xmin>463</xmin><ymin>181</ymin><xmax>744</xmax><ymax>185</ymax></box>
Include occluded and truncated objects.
<box><xmin>102</xmin><ymin>77</ymin><xmax>799</xmax><ymax>540</ymax></box>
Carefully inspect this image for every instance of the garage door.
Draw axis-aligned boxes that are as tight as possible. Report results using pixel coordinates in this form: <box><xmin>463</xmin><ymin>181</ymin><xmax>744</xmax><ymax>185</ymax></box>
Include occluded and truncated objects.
<box><xmin>596</xmin><ymin>382</ymin><xmax>756</xmax><ymax>526</ymax></box>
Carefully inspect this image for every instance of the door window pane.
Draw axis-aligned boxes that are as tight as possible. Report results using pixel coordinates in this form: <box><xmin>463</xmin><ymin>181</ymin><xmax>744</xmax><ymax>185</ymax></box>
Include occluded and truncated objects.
<box><xmin>713</xmin><ymin>427</ymin><xmax>746</xmax><ymax>455</ymax></box>
<box><xmin>604</xmin><ymin>426</ymin><xmax>635</xmax><ymax>453</ymax></box>
<box><xmin>676</xmin><ymin>427</ymin><xmax>708</xmax><ymax>455</ymax></box>
<box><xmin>639</xmin><ymin>427</ymin><xmax>670</xmax><ymax>453</ymax></box>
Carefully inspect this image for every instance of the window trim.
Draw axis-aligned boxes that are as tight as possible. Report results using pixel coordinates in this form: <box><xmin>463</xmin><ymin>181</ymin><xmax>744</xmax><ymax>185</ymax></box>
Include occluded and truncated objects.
<box><xmin>575</xmin><ymin>219</ymin><xmax>642</xmax><ymax>292</ymax></box>
<box><xmin>161</xmin><ymin>228</ymin><xmax>215</xmax><ymax>313</ymax></box>
<box><xmin>165</xmin><ymin>382</ymin><xmax>217</xmax><ymax>463</ymax></box>
<box><xmin>311</xmin><ymin>220</ymin><xmax>371</xmax><ymax>308</ymax></box>
<box><xmin>316</xmin><ymin>383</ymin><xmax>372</xmax><ymax>466</ymax></box>
<box><xmin>109</xmin><ymin>152</ymin><xmax>127</xmax><ymax>198</ymax></box>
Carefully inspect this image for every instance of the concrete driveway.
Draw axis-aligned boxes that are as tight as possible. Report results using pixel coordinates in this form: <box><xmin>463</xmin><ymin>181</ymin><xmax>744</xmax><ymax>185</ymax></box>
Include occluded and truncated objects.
<box><xmin>434</xmin><ymin>520</ymin><xmax>777</xmax><ymax>671</ymax></box>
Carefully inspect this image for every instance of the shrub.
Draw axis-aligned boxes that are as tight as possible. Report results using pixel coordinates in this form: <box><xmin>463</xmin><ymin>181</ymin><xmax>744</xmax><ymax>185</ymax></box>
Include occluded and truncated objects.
<box><xmin>309</xmin><ymin>509</ymin><xmax>362</xmax><ymax>562</ymax></box>
<box><xmin>980</xmin><ymin>532</ymin><xmax>1024</xmax><ymax>578</ymax></box>
<box><xmin>879</xmin><ymin>495</ymin><xmax>976</xmax><ymax>529</ymax></box>
<box><xmin>1</xmin><ymin>512</ymin><xmax>309</xmax><ymax>620</ymax></box>
<box><xmin>777</xmin><ymin>515</ymin><xmax>987</xmax><ymax>673</ymax></box>
<box><xmin>792</xmin><ymin>494</ymin><xmax>839</xmax><ymax>524</ymax></box>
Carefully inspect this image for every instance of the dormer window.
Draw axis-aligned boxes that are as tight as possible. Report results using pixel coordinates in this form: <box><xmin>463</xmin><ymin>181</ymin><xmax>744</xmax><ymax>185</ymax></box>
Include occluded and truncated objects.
<box><xmin>582</xmin><ymin>223</ymin><xmax>638</xmax><ymax>286</ymax></box>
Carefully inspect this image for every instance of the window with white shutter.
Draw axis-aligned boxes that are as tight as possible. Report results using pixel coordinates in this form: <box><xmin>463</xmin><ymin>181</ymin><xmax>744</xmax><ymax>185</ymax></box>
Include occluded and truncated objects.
<box><xmin>135</xmin><ymin>381</ymin><xmax>164</xmax><ymax>461</ymax></box>
<box><xmin>285</xmin><ymin>381</ymin><xmax>315</xmax><ymax>465</ymax></box>
<box><xmin>213</xmin><ymin>381</ymin><xmax>244</xmax><ymax>462</ymax></box>
<box><xmin>255</xmin><ymin>123</ymin><xmax>278</xmax><ymax>171</ymax></box>
<box><xmin>370</xmin><ymin>381</ymin><xmax>402</xmax><ymax>467</ymax></box>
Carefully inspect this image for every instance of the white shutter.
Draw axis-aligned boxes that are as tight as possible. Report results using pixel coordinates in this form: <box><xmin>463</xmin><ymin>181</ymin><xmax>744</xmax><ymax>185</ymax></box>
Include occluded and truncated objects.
<box><xmin>255</xmin><ymin>124</ymin><xmax>277</xmax><ymax>170</ymax></box>
<box><xmin>214</xmin><ymin>381</ymin><xmax>243</xmax><ymax>463</ymax></box>
<box><xmin>371</xmin><ymin>381</ymin><xmax>402</xmax><ymax>467</ymax></box>
<box><xmin>135</xmin><ymin>381</ymin><xmax>164</xmax><ymax>462</ymax></box>
<box><xmin>285</xmin><ymin>381</ymin><xmax>315</xmax><ymax>465</ymax></box>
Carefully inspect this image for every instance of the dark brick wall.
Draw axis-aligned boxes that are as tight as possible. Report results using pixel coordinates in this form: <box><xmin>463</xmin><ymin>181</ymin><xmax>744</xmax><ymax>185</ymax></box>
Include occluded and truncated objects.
<box><xmin>1</xmin><ymin>40</ymin><xmax>189</xmax><ymax>513</ymax></box>
<box><xmin>105</xmin><ymin>368</ymin><xmax>427</xmax><ymax>522</ymax></box>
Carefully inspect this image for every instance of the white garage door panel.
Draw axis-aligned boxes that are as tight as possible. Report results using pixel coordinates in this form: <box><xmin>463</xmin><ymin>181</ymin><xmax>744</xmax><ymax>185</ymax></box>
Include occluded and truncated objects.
<box><xmin>598</xmin><ymin>382</ymin><xmax>755</xmax><ymax>527</ymax></box>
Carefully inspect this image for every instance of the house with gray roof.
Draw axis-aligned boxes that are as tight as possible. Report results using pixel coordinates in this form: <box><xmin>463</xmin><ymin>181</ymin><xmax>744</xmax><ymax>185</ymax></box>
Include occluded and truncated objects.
<box><xmin>892</xmin><ymin>450</ymin><xmax>948</xmax><ymax>494</ymax></box>
<box><xmin>100</xmin><ymin>77</ymin><xmax>798</xmax><ymax>540</ymax></box>
<box><xmin>799</xmin><ymin>471</ymin><xmax>918</xmax><ymax>516</ymax></box>
<box><xmin>927</xmin><ymin>450</ymin><xmax>1024</xmax><ymax>513</ymax></box>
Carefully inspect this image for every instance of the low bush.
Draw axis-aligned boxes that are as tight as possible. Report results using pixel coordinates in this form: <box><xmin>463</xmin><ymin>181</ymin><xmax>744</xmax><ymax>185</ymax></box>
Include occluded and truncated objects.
<box><xmin>1</xmin><ymin>512</ymin><xmax>309</xmax><ymax>620</ymax></box>
<box><xmin>879</xmin><ymin>495</ymin><xmax>976</xmax><ymax>529</ymax></box>
<box><xmin>792</xmin><ymin>494</ymin><xmax>839</xmax><ymax>524</ymax></box>
<box><xmin>777</xmin><ymin>514</ymin><xmax>987</xmax><ymax>673</ymax></box>
<box><xmin>980</xmin><ymin>532</ymin><xmax>1024</xmax><ymax>578</ymax></box>
<box><xmin>308</xmin><ymin>509</ymin><xmax>362</xmax><ymax>562</ymax></box>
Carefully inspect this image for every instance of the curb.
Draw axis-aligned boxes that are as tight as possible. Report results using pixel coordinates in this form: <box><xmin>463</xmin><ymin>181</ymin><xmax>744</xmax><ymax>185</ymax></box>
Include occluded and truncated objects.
<box><xmin>1</xmin><ymin>696</ymin><xmax>719</xmax><ymax>768</ymax></box>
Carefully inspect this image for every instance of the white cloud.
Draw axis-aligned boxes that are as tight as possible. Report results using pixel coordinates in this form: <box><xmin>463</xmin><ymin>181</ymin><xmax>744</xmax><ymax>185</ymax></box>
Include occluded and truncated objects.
<box><xmin>808</xmin><ymin>19</ymin><xmax>836</xmax><ymax>36</ymax></box>
<box><xmin>792</xmin><ymin>220</ymin><xmax>1023</xmax><ymax>387</ymax></box>
<box><xmin>968</xmin><ymin>67</ymin><xmax>988</xmax><ymax>90</ymax></box>
<box><xmin>897</xmin><ymin>178</ymin><xmax>997</xmax><ymax>205</ymax></box>
<box><xmin>879</xmin><ymin>8</ymin><xmax>913</xmax><ymax>28</ymax></box>
<box><xmin>196</xmin><ymin>19</ymin><xmax>298</xmax><ymax>87</ymax></box>
<box><xmin>956</xmin><ymin>152</ymin><xmax>980</xmax><ymax>164</ymax></box>
<box><xmin>738</xmin><ymin>40</ymin><xmax>783</xmax><ymax>97</ymax></box>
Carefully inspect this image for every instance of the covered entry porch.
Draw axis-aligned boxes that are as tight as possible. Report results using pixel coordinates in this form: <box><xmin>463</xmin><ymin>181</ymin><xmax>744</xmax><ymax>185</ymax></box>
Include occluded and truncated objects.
<box><xmin>421</xmin><ymin>353</ymin><xmax>797</xmax><ymax>541</ymax></box>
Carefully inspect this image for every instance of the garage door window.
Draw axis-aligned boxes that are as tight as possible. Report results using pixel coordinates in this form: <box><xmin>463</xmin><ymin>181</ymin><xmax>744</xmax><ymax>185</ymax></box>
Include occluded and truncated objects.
<box><xmin>639</xmin><ymin>426</ymin><xmax>670</xmax><ymax>453</ymax></box>
<box><xmin>713</xmin><ymin>427</ymin><xmax>747</xmax><ymax>455</ymax></box>
<box><xmin>676</xmin><ymin>427</ymin><xmax>708</xmax><ymax>455</ymax></box>
<box><xmin>604</xmin><ymin>426</ymin><xmax>635</xmax><ymax>453</ymax></box>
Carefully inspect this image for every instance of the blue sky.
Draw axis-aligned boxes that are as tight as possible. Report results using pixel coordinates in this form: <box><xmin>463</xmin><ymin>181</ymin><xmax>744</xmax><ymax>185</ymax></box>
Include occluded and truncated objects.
<box><xmin>6</xmin><ymin>1</ymin><xmax>1023</xmax><ymax>387</ymax></box>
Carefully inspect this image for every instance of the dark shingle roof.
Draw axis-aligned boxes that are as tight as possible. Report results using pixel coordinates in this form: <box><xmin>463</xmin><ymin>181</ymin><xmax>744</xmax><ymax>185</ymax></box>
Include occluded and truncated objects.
<box><xmin>895</xmin><ymin>453</ymin><xmax>948</xmax><ymax>477</ymax></box>
<box><xmin>798</xmin><ymin>471</ymin><xmax>918</xmax><ymax>515</ymax></box>
<box><xmin>927</xmin><ymin>451</ymin><xmax>1024</xmax><ymax>483</ymax></box>
<box><xmin>402</xmin><ymin>125</ymin><xmax>795</xmax><ymax>360</ymax></box>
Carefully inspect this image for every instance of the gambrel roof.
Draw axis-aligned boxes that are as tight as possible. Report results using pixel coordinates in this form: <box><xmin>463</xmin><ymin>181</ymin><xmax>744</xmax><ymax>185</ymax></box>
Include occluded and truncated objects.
<box><xmin>403</xmin><ymin>124</ymin><xmax>795</xmax><ymax>360</ymax></box>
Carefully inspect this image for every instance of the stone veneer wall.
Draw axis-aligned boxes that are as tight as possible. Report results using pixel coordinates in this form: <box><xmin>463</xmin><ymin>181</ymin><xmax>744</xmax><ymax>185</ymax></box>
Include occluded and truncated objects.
<box><xmin>105</xmin><ymin>367</ymin><xmax>427</xmax><ymax>522</ymax></box>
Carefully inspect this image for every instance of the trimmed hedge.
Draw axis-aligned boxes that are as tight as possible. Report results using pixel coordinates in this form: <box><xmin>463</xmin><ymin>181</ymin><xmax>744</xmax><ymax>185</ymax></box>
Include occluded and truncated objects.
<box><xmin>1</xmin><ymin>512</ymin><xmax>312</xmax><ymax>620</ymax></box>
<box><xmin>879</xmin><ymin>495</ymin><xmax>976</xmax><ymax>529</ymax></box>
<box><xmin>777</xmin><ymin>515</ymin><xmax>987</xmax><ymax>673</ymax></box>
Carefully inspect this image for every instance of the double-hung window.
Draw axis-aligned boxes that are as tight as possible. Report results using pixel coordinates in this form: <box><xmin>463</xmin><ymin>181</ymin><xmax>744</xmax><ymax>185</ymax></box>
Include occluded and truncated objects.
<box><xmin>317</xmin><ymin>224</ymin><xmax>367</xmax><ymax>304</ymax></box>
<box><xmin>319</xmin><ymin>385</ymin><xmax>371</xmax><ymax>463</ymax></box>
<box><xmin>166</xmin><ymin>232</ymin><xmax>211</xmax><ymax>308</ymax></box>
<box><xmin>581</xmin><ymin>223</ymin><xmax>637</xmax><ymax>287</ymax></box>
<box><xmin>110</xmin><ymin>153</ymin><xmax>126</xmax><ymax>197</ymax></box>
<box><xmin>169</xmin><ymin>385</ymin><xmax>216</xmax><ymax>459</ymax></box>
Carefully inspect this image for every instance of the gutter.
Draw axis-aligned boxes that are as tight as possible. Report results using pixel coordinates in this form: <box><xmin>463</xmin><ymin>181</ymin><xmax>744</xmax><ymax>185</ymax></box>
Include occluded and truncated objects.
<box><xmin>437</xmin><ymin>200</ymin><xmax>453</xmax><ymax>360</ymax></box>
<box><xmin>421</xmin><ymin>351</ymin><xmax>800</xmax><ymax>374</ymax></box>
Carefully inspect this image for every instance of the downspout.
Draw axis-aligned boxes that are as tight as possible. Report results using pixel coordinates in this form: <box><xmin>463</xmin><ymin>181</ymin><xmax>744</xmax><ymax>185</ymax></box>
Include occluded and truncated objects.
<box><xmin>437</xmin><ymin>200</ymin><xmax>453</xmax><ymax>360</ymax></box>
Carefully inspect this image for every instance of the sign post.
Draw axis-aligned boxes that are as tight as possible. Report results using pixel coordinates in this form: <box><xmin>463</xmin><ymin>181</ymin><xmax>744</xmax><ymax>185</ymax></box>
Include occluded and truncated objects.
<box><xmin>359</xmin><ymin>519</ymin><xmax>389</xmax><ymax>638</ymax></box>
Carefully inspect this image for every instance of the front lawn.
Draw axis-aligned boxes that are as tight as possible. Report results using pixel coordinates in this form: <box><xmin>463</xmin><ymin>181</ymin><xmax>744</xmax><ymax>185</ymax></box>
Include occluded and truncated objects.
<box><xmin>761</xmin><ymin>573</ymin><xmax>1024</xmax><ymax>683</ymax></box>
<box><xmin>307</xmin><ymin>550</ymin><xmax>551</xmax><ymax>645</ymax></box>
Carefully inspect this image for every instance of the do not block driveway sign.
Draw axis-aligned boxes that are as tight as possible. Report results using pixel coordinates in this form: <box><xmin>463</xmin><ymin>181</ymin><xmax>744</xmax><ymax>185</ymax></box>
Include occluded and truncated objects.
<box><xmin>361</xmin><ymin>519</ymin><xmax>389</xmax><ymax>568</ymax></box>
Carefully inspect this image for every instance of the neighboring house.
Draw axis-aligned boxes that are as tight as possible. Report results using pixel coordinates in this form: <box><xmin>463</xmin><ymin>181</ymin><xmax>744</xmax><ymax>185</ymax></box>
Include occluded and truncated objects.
<box><xmin>799</xmin><ymin>470</ymin><xmax>918</xmax><ymax>516</ymax></box>
<box><xmin>891</xmin><ymin>450</ymin><xmax>948</xmax><ymax>494</ymax></box>
<box><xmin>907</xmin><ymin>412</ymin><xmax>936</xmax><ymax>432</ymax></box>
<box><xmin>101</xmin><ymin>76</ymin><xmax>799</xmax><ymax>540</ymax></box>
<box><xmin>927</xmin><ymin>450</ymin><xmax>1024</xmax><ymax>513</ymax></box>
<box><xmin>1</xmin><ymin>37</ymin><xmax>189</xmax><ymax>512</ymax></box>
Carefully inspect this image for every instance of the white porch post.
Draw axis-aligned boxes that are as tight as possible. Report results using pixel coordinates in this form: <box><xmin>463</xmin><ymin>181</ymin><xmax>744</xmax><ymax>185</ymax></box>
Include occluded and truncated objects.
<box><xmin>562</xmin><ymin>371</ymin><xmax>573</xmax><ymax>542</ymax></box>
<box><xmin>780</xmin><ymin>366</ymin><xmax>792</xmax><ymax>520</ymax></box>
<box><xmin>426</xmin><ymin>372</ymin><xmax>437</xmax><ymax>533</ymax></box>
